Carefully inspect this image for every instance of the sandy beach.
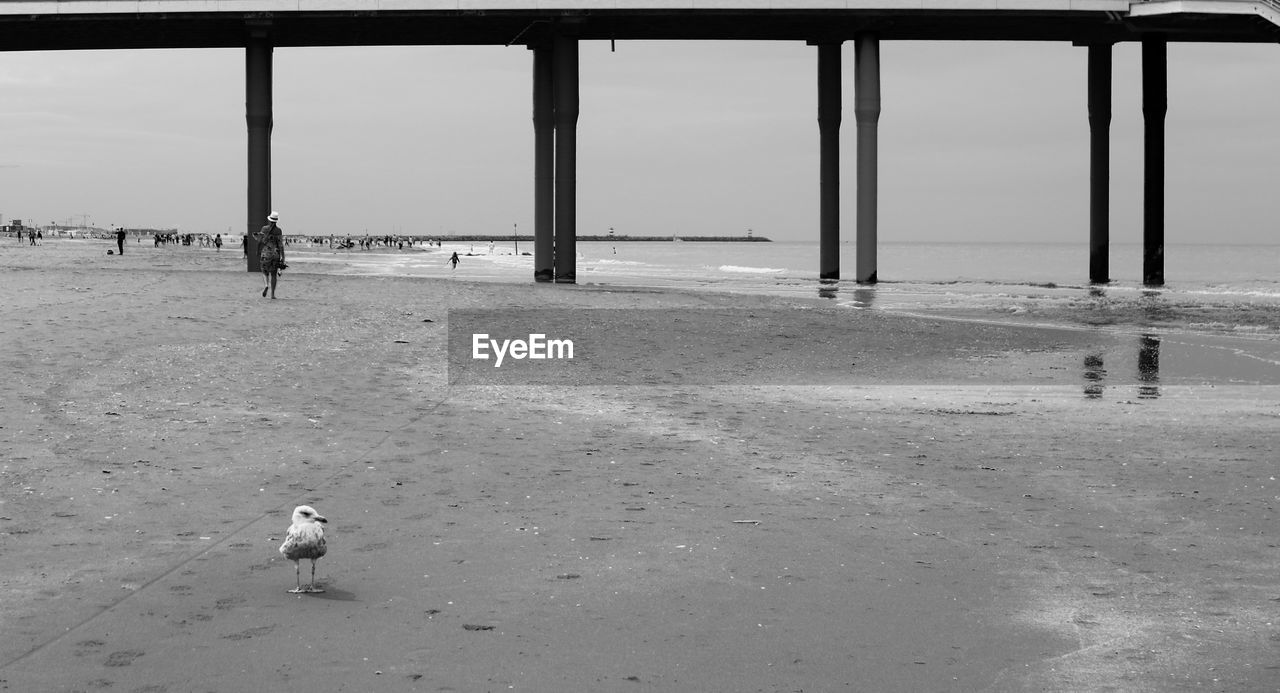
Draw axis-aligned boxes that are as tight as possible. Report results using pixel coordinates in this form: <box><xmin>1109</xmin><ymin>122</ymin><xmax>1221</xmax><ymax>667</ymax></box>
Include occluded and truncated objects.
<box><xmin>2</xmin><ymin>240</ymin><xmax>1278</xmax><ymax>692</ymax></box>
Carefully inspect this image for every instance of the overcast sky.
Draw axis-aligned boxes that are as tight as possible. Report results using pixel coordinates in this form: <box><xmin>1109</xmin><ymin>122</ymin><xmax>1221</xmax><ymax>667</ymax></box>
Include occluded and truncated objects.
<box><xmin>1</xmin><ymin>39</ymin><xmax>1277</xmax><ymax>244</ymax></box>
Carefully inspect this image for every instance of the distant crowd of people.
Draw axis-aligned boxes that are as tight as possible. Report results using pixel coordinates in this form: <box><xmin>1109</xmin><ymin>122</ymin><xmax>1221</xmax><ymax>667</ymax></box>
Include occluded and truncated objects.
<box><xmin>9</xmin><ymin>229</ymin><xmax>43</xmax><ymax>245</ymax></box>
<box><xmin>152</xmin><ymin>232</ymin><xmax>224</xmax><ymax>248</ymax></box>
<box><xmin>305</xmin><ymin>235</ymin><xmax>444</xmax><ymax>251</ymax></box>
<box><xmin>10</xmin><ymin>226</ymin><xmax>456</xmax><ymax>256</ymax></box>
<box><xmin>8</xmin><ymin>228</ymin><xmax>233</xmax><ymax>254</ymax></box>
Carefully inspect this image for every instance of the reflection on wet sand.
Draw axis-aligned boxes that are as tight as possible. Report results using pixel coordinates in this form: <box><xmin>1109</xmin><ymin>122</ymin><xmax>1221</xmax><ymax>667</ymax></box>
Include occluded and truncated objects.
<box><xmin>1084</xmin><ymin>353</ymin><xmax>1107</xmax><ymax>399</ymax></box>
<box><xmin>817</xmin><ymin>280</ymin><xmax>875</xmax><ymax>309</ymax></box>
<box><xmin>1083</xmin><ymin>334</ymin><xmax>1162</xmax><ymax>399</ymax></box>
<box><xmin>1138</xmin><ymin>334</ymin><xmax>1161</xmax><ymax>399</ymax></box>
<box><xmin>818</xmin><ymin>279</ymin><xmax>839</xmax><ymax>300</ymax></box>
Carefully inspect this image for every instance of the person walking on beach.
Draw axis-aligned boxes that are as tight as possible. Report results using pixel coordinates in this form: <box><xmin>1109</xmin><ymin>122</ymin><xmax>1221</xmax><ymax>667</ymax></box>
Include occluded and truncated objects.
<box><xmin>214</xmin><ymin>233</ymin><xmax>223</xmax><ymax>252</ymax></box>
<box><xmin>255</xmin><ymin>211</ymin><xmax>287</xmax><ymax>299</ymax></box>
<box><xmin>115</xmin><ymin>228</ymin><xmax>126</xmax><ymax>255</ymax></box>
<box><xmin>448</xmin><ymin>252</ymin><xmax>460</xmax><ymax>271</ymax></box>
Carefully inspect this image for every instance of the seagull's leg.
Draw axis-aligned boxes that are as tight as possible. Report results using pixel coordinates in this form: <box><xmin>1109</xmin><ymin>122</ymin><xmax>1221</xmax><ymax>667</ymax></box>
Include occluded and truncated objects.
<box><xmin>289</xmin><ymin>560</ymin><xmax>304</xmax><ymax>593</ymax></box>
<box><xmin>308</xmin><ymin>559</ymin><xmax>324</xmax><ymax>593</ymax></box>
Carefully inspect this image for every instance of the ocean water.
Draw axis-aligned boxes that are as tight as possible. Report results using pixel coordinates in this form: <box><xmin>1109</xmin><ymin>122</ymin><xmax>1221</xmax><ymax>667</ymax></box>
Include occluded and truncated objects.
<box><xmin>297</xmin><ymin>239</ymin><xmax>1280</xmax><ymax>309</ymax></box>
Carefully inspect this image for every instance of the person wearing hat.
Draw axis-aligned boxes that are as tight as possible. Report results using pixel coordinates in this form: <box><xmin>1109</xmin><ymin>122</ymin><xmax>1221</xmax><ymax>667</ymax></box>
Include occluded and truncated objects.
<box><xmin>255</xmin><ymin>211</ymin><xmax>287</xmax><ymax>298</ymax></box>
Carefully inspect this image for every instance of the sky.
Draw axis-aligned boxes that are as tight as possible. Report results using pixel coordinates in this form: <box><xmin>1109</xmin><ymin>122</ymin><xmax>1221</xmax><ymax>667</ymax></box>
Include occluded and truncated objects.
<box><xmin>1</xmin><ymin>39</ymin><xmax>1278</xmax><ymax>244</ymax></box>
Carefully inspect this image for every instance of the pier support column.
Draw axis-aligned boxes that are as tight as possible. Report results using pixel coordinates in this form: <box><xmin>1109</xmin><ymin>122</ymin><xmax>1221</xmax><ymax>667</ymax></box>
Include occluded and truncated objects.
<box><xmin>552</xmin><ymin>33</ymin><xmax>579</xmax><ymax>284</ymax></box>
<box><xmin>854</xmin><ymin>33</ymin><xmax>881</xmax><ymax>284</ymax></box>
<box><xmin>1087</xmin><ymin>43</ymin><xmax>1112</xmax><ymax>285</ymax></box>
<box><xmin>1142</xmin><ymin>37</ymin><xmax>1166</xmax><ymax>287</ymax></box>
<box><xmin>245</xmin><ymin>25</ymin><xmax>273</xmax><ymax>273</ymax></box>
<box><xmin>531</xmin><ymin>45</ymin><xmax>555</xmax><ymax>282</ymax></box>
<box><xmin>816</xmin><ymin>41</ymin><xmax>842</xmax><ymax>281</ymax></box>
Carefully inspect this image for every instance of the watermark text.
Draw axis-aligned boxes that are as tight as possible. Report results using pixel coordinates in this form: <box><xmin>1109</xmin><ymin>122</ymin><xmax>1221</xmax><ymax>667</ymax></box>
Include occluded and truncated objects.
<box><xmin>472</xmin><ymin>333</ymin><xmax>574</xmax><ymax>368</ymax></box>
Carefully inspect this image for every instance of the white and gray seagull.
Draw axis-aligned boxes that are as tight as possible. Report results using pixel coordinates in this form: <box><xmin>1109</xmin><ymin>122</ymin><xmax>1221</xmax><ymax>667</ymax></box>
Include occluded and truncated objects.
<box><xmin>279</xmin><ymin>505</ymin><xmax>328</xmax><ymax>593</ymax></box>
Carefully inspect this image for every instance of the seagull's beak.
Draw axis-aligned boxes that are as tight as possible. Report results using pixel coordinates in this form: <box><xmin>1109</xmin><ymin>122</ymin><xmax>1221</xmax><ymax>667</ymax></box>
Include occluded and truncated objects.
<box><xmin>316</xmin><ymin>515</ymin><xmax>328</xmax><ymax>524</ymax></box>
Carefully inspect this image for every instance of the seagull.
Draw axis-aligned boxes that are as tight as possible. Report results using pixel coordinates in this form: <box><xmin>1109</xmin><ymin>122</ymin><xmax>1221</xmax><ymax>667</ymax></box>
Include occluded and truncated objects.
<box><xmin>279</xmin><ymin>505</ymin><xmax>328</xmax><ymax>593</ymax></box>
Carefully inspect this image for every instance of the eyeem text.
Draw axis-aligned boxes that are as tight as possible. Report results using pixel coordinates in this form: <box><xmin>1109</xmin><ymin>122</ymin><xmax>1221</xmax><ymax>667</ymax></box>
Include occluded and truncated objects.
<box><xmin>472</xmin><ymin>333</ymin><xmax>574</xmax><ymax>368</ymax></box>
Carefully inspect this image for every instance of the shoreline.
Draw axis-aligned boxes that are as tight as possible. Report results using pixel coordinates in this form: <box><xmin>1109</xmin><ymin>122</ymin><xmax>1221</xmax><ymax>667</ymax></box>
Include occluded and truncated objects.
<box><xmin>14</xmin><ymin>237</ymin><xmax>1280</xmax><ymax>386</ymax></box>
<box><xmin>18</xmin><ymin>236</ymin><xmax>1280</xmax><ymax>322</ymax></box>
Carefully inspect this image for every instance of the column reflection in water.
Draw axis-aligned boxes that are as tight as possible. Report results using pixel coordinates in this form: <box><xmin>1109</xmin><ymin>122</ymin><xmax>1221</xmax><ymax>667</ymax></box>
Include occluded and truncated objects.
<box><xmin>1083</xmin><ymin>353</ymin><xmax>1107</xmax><ymax>399</ymax></box>
<box><xmin>816</xmin><ymin>281</ymin><xmax>875</xmax><ymax>308</ymax></box>
<box><xmin>1138</xmin><ymin>333</ymin><xmax>1161</xmax><ymax>399</ymax></box>
<box><xmin>818</xmin><ymin>279</ymin><xmax>839</xmax><ymax>300</ymax></box>
<box><xmin>1082</xmin><ymin>335</ymin><xmax>1161</xmax><ymax>400</ymax></box>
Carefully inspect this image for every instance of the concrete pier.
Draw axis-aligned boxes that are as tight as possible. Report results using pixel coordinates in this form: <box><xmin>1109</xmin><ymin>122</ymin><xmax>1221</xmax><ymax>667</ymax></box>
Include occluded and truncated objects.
<box><xmin>816</xmin><ymin>42</ymin><xmax>841</xmax><ymax>282</ymax></box>
<box><xmin>1143</xmin><ymin>37</ymin><xmax>1166</xmax><ymax>287</ymax></box>
<box><xmin>854</xmin><ymin>34</ymin><xmax>880</xmax><ymax>284</ymax></box>
<box><xmin>552</xmin><ymin>33</ymin><xmax>579</xmax><ymax>284</ymax></box>
<box><xmin>245</xmin><ymin>26</ymin><xmax>273</xmax><ymax>273</ymax></box>
<box><xmin>532</xmin><ymin>45</ymin><xmax>555</xmax><ymax>282</ymax></box>
<box><xmin>10</xmin><ymin>1</ymin><xmax>1278</xmax><ymax>287</ymax></box>
<box><xmin>1087</xmin><ymin>42</ymin><xmax>1112</xmax><ymax>285</ymax></box>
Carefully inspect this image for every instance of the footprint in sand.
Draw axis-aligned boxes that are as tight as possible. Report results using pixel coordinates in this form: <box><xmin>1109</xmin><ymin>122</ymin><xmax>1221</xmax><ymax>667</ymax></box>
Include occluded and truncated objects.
<box><xmin>103</xmin><ymin>649</ymin><xmax>144</xmax><ymax>667</ymax></box>
<box><xmin>222</xmin><ymin>625</ymin><xmax>277</xmax><ymax>641</ymax></box>
<box><xmin>214</xmin><ymin>596</ymin><xmax>244</xmax><ymax>610</ymax></box>
<box><xmin>73</xmin><ymin>639</ymin><xmax>105</xmax><ymax>657</ymax></box>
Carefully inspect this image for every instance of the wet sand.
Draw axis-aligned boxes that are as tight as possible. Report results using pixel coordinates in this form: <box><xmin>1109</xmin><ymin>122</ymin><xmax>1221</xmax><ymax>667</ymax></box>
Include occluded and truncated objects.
<box><xmin>2</xmin><ymin>241</ymin><xmax>1278</xmax><ymax>692</ymax></box>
